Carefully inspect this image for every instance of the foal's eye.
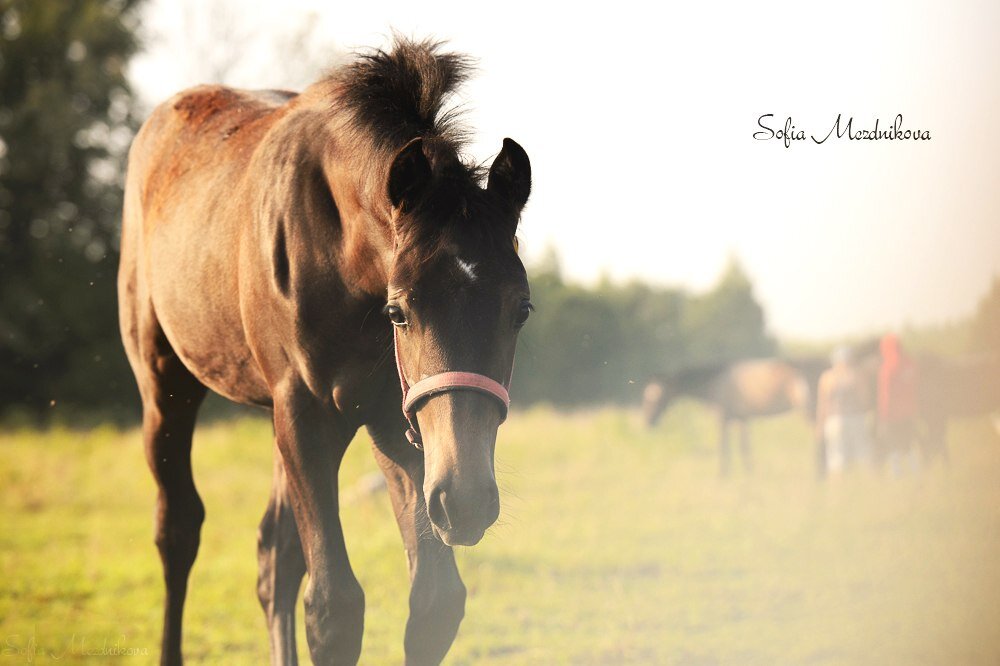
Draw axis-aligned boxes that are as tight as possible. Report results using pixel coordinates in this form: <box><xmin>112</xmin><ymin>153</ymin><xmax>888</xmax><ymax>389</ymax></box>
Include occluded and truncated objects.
<box><xmin>384</xmin><ymin>304</ymin><xmax>407</xmax><ymax>326</ymax></box>
<box><xmin>514</xmin><ymin>301</ymin><xmax>533</xmax><ymax>328</ymax></box>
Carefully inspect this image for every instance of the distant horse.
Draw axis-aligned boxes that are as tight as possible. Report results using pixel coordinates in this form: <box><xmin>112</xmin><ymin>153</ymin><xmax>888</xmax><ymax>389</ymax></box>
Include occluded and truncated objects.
<box><xmin>844</xmin><ymin>341</ymin><xmax>998</xmax><ymax>468</ymax></box>
<box><xmin>119</xmin><ymin>39</ymin><xmax>532</xmax><ymax>665</ymax></box>
<box><xmin>642</xmin><ymin>359</ymin><xmax>810</xmax><ymax>474</ymax></box>
<box><xmin>783</xmin><ymin>355</ymin><xmax>830</xmax><ymax>419</ymax></box>
<box><xmin>915</xmin><ymin>354</ymin><xmax>1000</xmax><ymax>461</ymax></box>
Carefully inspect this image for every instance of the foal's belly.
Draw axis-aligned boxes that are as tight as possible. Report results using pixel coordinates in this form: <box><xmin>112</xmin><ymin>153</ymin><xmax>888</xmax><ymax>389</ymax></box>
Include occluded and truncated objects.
<box><xmin>131</xmin><ymin>86</ymin><xmax>288</xmax><ymax>408</ymax></box>
<box><xmin>147</xmin><ymin>219</ymin><xmax>273</xmax><ymax>408</ymax></box>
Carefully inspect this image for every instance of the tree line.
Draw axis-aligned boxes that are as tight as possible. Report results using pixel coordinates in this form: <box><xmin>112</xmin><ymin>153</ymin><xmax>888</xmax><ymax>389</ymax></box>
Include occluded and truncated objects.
<box><xmin>511</xmin><ymin>251</ymin><xmax>775</xmax><ymax>407</ymax></box>
<box><xmin>1</xmin><ymin>2</ymin><xmax>997</xmax><ymax>423</ymax></box>
<box><xmin>0</xmin><ymin>1</ymin><xmax>141</xmax><ymax>421</ymax></box>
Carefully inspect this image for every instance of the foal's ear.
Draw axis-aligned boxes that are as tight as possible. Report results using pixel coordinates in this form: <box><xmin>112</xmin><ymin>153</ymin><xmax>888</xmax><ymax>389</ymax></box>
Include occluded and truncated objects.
<box><xmin>487</xmin><ymin>138</ymin><xmax>531</xmax><ymax>212</ymax></box>
<box><xmin>388</xmin><ymin>137</ymin><xmax>432</xmax><ymax>211</ymax></box>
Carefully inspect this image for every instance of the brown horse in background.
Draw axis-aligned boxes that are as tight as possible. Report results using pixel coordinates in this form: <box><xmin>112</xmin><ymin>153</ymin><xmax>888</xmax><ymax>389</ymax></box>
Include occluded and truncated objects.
<box><xmin>119</xmin><ymin>39</ymin><xmax>532</xmax><ymax>665</ymax></box>
<box><xmin>642</xmin><ymin>359</ymin><xmax>811</xmax><ymax>475</ymax></box>
<box><xmin>820</xmin><ymin>339</ymin><xmax>998</xmax><ymax>471</ymax></box>
<box><xmin>917</xmin><ymin>355</ymin><xmax>1000</xmax><ymax>460</ymax></box>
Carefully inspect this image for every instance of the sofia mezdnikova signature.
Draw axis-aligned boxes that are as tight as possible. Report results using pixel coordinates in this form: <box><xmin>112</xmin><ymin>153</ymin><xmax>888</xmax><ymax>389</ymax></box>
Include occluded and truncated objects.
<box><xmin>754</xmin><ymin>114</ymin><xmax>931</xmax><ymax>147</ymax></box>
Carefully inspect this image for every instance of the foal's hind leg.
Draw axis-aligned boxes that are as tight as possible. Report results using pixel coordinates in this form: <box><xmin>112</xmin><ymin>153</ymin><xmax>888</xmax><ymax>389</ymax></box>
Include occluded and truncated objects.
<box><xmin>135</xmin><ymin>320</ymin><xmax>208</xmax><ymax>665</ymax></box>
<box><xmin>368</xmin><ymin>415</ymin><xmax>466</xmax><ymax>666</ymax></box>
<box><xmin>257</xmin><ymin>441</ymin><xmax>306</xmax><ymax>666</ymax></box>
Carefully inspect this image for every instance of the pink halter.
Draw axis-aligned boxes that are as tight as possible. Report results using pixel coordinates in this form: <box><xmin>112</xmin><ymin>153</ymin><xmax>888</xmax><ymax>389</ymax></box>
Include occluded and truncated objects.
<box><xmin>393</xmin><ymin>327</ymin><xmax>512</xmax><ymax>450</ymax></box>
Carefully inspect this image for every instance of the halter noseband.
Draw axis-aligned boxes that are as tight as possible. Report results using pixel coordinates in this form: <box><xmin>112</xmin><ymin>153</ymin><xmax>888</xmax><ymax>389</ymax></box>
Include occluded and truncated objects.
<box><xmin>393</xmin><ymin>327</ymin><xmax>512</xmax><ymax>450</ymax></box>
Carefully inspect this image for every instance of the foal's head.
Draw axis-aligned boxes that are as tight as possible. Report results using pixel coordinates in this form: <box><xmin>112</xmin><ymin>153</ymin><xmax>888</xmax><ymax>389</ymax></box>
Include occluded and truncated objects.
<box><xmin>385</xmin><ymin>136</ymin><xmax>531</xmax><ymax>546</ymax></box>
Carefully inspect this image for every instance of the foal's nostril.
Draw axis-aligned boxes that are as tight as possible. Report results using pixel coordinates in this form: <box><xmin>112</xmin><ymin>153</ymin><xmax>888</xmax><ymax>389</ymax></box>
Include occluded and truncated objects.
<box><xmin>427</xmin><ymin>487</ymin><xmax>451</xmax><ymax>530</ymax></box>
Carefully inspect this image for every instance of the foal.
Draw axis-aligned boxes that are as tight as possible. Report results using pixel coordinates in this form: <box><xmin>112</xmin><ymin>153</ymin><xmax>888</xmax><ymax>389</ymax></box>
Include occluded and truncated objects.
<box><xmin>119</xmin><ymin>38</ymin><xmax>532</xmax><ymax>665</ymax></box>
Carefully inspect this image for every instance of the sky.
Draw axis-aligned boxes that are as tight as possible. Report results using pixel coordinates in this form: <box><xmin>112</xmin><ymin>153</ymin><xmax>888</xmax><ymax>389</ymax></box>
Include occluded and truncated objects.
<box><xmin>129</xmin><ymin>0</ymin><xmax>1000</xmax><ymax>340</ymax></box>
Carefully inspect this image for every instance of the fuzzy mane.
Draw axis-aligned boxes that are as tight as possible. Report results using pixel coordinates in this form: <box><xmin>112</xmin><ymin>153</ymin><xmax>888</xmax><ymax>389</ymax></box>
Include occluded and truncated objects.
<box><xmin>326</xmin><ymin>37</ymin><xmax>520</xmax><ymax>265</ymax></box>
<box><xmin>333</xmin><ymin>37</ymin><xmax>474</xmax><ymax>158</ymax></box>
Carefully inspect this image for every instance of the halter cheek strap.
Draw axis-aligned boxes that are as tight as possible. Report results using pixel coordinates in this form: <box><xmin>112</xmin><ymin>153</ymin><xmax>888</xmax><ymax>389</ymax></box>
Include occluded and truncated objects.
<box><xmin>393</xmin><ymin>327</ymin><xmax>512</xmax><ymax>450</ymax></box>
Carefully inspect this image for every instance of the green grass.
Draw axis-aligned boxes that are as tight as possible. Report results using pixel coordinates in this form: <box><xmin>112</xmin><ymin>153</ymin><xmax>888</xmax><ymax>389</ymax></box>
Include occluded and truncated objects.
<box><xmin>1</xmin><ymin>403</ymin><xmax>999</xmax><ymax>664</ymax></box>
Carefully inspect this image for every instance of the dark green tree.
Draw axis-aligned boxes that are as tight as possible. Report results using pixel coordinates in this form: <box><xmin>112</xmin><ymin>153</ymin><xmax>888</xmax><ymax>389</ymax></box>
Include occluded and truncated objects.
<box><xmin>514</xmin><ymin>252</ymin><xmax>772</xmax><ymax>407</ymax></box>
<box><xmin>681</xmin><ymin>257</ymin><xmax>775</xmax><ymax>365</ymax></box>
<box><xmin>0</xmin><ymin>0</ymin><xmax>142</xmax><ymax>419</ymax></box>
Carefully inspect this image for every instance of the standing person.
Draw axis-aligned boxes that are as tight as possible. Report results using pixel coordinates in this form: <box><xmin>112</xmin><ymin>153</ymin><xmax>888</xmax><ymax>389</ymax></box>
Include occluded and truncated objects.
<box><xmin>877</xmin><ymin>333</ymin><xmax>920</xmax><ymax>476</ymax></box>
<box><xmin>816</xmin><ymin>346</ymin><xmax>870</xmax><ymax>476</ymax></box>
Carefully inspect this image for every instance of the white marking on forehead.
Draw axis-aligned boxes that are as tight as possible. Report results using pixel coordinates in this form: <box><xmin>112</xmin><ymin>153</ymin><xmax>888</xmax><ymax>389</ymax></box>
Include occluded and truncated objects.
<box><xmin>455</xmin><ymin>257</ymin><xmax>478</xmax><ymax>282</ymax></box>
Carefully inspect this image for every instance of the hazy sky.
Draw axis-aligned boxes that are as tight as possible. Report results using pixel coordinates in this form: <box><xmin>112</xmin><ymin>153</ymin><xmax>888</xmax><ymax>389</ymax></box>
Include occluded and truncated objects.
<box><xmin>129</xmin><ymin>0</ymin><xmax>1000</xmax><ymax>339</ymax></box>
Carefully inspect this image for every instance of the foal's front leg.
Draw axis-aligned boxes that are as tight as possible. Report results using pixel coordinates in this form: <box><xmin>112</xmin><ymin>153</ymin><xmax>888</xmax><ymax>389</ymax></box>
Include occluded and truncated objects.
<box><xmin>368</xmin><ymin>418</ymin><xmax>467</xmax><ymax>666</ymax></box>
<box><xmin>257</xmin><ymin>440</ymin><xmax>306</xmax><ymax>665</ymax></box>
<box><xmin>273</xmin><ymin>384</ymin><xmax>364</xmax><ymax>665</ymax></box>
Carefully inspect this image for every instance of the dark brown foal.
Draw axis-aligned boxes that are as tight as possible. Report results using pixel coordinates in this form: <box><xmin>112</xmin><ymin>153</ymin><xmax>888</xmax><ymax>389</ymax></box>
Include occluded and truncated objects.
<box><xmin>119</xmin><ymin>37</ymin><xmax>531</xmax><ymax>665</ymax></box>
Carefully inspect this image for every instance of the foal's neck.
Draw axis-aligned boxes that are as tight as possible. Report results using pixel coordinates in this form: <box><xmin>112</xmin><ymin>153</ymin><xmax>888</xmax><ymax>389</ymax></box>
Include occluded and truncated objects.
<box><xmin>313</xmin><ymin>130</ymin><xmax>397</xmax><ymax>298</ymax></box>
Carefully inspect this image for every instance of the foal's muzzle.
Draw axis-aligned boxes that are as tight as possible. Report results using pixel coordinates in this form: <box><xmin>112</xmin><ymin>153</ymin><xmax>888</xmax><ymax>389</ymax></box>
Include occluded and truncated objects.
<box><xmin>426</xmin><ymin>479</ymin><xmax>501</xmax><ymax>546</ymax></box>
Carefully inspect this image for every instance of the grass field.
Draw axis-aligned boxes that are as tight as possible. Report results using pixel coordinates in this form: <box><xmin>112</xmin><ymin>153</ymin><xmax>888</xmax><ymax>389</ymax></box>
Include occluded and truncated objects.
<box><xmin>2</xmin><ymin>403</ymin><xmax>999</xmax><ymax>664</ymax></box>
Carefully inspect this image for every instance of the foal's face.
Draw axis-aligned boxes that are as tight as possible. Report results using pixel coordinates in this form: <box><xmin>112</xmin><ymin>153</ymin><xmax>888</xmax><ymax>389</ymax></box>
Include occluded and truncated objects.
<box><xmin>386</xmin><ymin>138</ymin><xmax>531</xmax><ymax>546</ymax></box>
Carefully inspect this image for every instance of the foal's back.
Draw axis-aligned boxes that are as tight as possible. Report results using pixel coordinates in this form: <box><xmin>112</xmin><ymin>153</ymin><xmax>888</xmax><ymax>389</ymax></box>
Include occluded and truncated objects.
<box><xmin>127</xmin><ymin>85</ymin><xmax>294</xmax><ymax>233</ymax></box>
